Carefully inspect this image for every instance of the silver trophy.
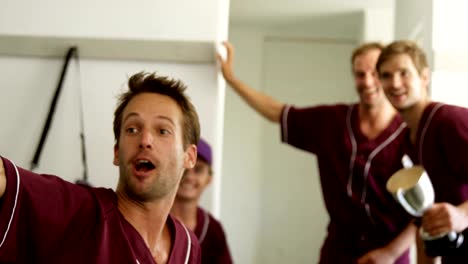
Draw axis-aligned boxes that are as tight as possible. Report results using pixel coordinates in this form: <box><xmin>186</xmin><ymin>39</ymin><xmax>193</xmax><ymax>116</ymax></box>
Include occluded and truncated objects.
<box><xmin>387</xmin><ymin>160</ymin><xmax>464</xmax><ymax>256</ymax></box>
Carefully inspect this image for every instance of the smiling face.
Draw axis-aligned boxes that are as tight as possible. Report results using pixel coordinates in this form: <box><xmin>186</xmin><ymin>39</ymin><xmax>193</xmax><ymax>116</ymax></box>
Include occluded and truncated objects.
<box><xmin>113</xmin><ymin>92</ymin><xmax>196</xmax><ymax>202</ymax></box>
<box><xmin>378</xmin><ymin>54</ymin><xmax>430</xmax><ymax>112</ymax></box>
<box><xmin>353</xmin><ymin>49</ymin><xmax>386</xmax><ymax>110</ymax></box>
<box><xmin>175</xmin><ymin>158</ymin><xmax>212</xmax><ymax>202</ymax></box>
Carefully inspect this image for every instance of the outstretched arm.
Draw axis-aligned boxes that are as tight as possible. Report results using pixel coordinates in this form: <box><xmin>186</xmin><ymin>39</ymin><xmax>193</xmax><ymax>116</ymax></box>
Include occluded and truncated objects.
<box><xmin>217</xmin><ymin>41</ymin><xmax>284</xmax><ymax>123</ymax></box>
<box><xmin>0</xmin><ymin>158</ymin><xmax>5</xmax><ymax>198</ymax></box>
<box><xmin>357</xmin><ymin>223</ymin><xmax>418</xmax><ymax>264</ymax></box>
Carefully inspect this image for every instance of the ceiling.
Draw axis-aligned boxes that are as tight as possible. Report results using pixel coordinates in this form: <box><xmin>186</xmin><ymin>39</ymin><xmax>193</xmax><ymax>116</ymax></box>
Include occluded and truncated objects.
<box><xmin>229</xmin><ymin>0</ymin><xmax>394</xmax><ymax>24</ymax></box>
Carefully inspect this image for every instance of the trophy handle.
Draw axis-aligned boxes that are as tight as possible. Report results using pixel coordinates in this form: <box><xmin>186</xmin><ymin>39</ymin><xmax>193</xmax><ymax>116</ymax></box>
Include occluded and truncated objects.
<box><xmin>448</xmin><ymin>231</ymin><xmax>464</xmax><ymax>246</ymax></box>
<box><xmin>396</xmin><ymin>188</ymin><xmax>422</xmax><ymax>216</ymax></box>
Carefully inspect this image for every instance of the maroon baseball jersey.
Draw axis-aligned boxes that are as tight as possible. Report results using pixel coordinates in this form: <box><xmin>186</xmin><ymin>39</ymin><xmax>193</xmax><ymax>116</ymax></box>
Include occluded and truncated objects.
<box><xmin>281</xmin><ymin>104</ymin><xmax>412</xmax><ymax>263</ymax></box>
<box><xmin>0</xmin><ymin>157</ymin><xmax>201</xmax><ymax>264</ymax></box>
<box><xmin>406</xmin><ymin>102</ymin><xmax>468</xmax><ymax>263</ymax></box>
<box><xmin>194</xmin><ymin>207</ymin><xmax>232</xmax><ymax>264</ymax></box>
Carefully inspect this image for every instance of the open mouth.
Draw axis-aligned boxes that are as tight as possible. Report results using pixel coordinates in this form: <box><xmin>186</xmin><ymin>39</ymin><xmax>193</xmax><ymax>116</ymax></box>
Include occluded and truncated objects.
<box><xmin>134</xmin><ymin>159</ymin><xmax>156</xmax><ymax>172</ymax></box>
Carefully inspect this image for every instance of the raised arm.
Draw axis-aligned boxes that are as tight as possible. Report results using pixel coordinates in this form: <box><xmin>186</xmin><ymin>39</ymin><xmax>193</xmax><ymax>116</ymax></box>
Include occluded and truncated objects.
<box><xmin>217</xmin><ymin>41</ymin><xmax>284</xmax><ymax>123</ymax></box>
<box><xmin>0</xmin><ymin>158</ymin><xmax>5</xmax><ymax>198</ymax></box>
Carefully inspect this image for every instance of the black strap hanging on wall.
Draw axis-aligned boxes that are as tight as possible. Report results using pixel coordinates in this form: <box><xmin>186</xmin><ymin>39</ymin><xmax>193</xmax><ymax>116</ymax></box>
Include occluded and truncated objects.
<box><xmin>74</xmin><ymin>48</ymin><xmax>90</xmax><ymax>186</ymax></box>
<box><xmin>30</xmin><ymin>46</ymin><xmax>90</xmax><ymax>185</ymax></box>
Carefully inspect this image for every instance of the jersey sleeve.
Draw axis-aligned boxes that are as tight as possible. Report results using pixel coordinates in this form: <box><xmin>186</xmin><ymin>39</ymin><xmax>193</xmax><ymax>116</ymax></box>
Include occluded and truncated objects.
<box><xmin>0</xmin><ymin>157</ymin><xmax>97</xmax><ymax>261</ymax></box>
<box><xmin>280</xmin><ymin>104</ymin><xmax>344</xmax><ymax>154</ymax></box>
<box><xmin>438</xmin><ymin>106</ymin><xmax>468</xmax><ymax>183</ymax></box>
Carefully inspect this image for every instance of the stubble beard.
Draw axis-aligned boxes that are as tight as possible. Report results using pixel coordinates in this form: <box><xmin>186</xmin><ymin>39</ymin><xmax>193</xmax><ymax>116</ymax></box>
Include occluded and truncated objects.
<box><xmin>118</xmin><ymin>166</ymin><xmax>168</xmax><ymax>203</ymax></box>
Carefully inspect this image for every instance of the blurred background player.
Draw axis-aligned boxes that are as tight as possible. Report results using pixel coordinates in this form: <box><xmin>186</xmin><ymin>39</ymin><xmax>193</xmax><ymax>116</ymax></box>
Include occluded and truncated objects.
<box><xmin>171</xmin><ymin>138</ymin><xmax>233</xmax><ymax>264</ymax></box>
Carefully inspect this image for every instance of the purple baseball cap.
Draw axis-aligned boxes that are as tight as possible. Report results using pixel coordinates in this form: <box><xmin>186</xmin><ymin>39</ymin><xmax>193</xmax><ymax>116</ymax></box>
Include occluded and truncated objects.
<box><xmin>197</xmin><ymin>138</ymin><xmax>212</xmax><ymax>166</ymax></box>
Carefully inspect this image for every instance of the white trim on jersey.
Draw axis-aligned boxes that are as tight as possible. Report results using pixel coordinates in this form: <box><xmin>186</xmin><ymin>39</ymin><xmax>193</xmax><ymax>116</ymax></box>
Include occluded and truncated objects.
<box><xmin>181</xmin><ymin>223</ymin><xmax>191</xmax><ymax>264</ymax></box>
<box><xmin>198</xmin><ymin>209</ymin><xmax>210</xmax><ymax>244</ymax></box>
<box><xmin>0</xmin><ymin>159</ymin><xmax>20</xmax><ymax>248</ymax></box>
<box><xmin>345</xmin><ymin>105</ymin><xmax>407</xmax><ymax>225</ymax></box>
<box><xmin>419</xmin><ymin>103</ymin><xmax>444</xmax><ymax>163</ymax></box>
<box><xmin>346</xmin><ymin>105</ymin><xmax>357</xmax><ymax>197</ymax></box>
<box><xmin>281</xmin><ymin>105</ymin><xmax>292</xmax><ymax>142</ymax></box>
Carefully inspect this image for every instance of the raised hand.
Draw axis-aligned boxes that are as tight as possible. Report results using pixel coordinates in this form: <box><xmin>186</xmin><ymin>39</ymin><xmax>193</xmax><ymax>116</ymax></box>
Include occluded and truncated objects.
<box><xmin>422</xmin><ymin>202</ymin><xmax>468</xmax><ymax>236</ymax></box>
<box><xmin>217</xmin><ymin>41</ymin><xmax>236</xmax><ymax>83</ymax></box>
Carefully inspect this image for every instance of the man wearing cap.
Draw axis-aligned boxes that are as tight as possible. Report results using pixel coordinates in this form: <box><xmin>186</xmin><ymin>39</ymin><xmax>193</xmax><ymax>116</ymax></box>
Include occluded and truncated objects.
<box><xmin>171</xmin><ymin>138</ymin><xmax>233</xmax><ymax>264</ymax></box>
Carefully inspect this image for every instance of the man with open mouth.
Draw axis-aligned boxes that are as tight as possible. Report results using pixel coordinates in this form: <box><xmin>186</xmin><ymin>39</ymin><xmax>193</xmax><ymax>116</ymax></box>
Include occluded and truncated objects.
<box><xmin>0</xmin><ymin>72</ymin><xmax>202</xmax><ymax>264</ymax></box>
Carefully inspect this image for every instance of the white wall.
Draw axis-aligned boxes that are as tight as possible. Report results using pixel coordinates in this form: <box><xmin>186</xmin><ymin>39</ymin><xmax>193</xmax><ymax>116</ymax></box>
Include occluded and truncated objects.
<box><xmin>259</xmin><ymin>39</ymin><xmax>355</xmax><ymax>263</ymax></box>
<box><xmin>360</xmin><ymin>8</ymin><xmax>395</xmax><ymax>43</ymax></box>
<box><xmin>0</xmin><ymin>0</ymin><xmax>221</xmax><ymax>41</ymax></box>
<box><xmin>394</xmin><ymin>0</ymin><xmax>434</xmax><ymax>67</ymax></box>
<box><xmin>221</xmin><ymin>26</ymin><xmax>266</xmax><ymax>264</ymax></box>
<box><xmin>430</xmin><ymin>0</ymin><xmax>468</xmax><ymax>108</ymax></box>
<box><xmin>432</xmin><ymin>0</ymin><xmax>468</xmax><ymax>52</ymax></box>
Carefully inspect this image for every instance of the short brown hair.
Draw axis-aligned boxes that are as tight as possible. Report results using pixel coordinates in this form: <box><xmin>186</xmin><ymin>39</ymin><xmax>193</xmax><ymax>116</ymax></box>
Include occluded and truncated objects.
<box><xmin>376</xmin><ymin>40</ymin><xmax>428</xmax><ymax>75</ymax></box>
<box><xmin>113</xmin><ymin>72</ymin><xmax>200</xmax><ymax>148</ymax></box>
<box><xmin>351</xmin><ymin>42</ymin><xmax>384</xmax><ymax>66</ymax></box>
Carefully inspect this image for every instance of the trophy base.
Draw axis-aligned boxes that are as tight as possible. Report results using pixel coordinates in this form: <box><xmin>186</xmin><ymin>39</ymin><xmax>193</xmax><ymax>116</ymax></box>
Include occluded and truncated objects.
<box><xmin>422</xmin><ymin>230</ymin><xmax>464</xmax><ymax>257</ymax></box>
